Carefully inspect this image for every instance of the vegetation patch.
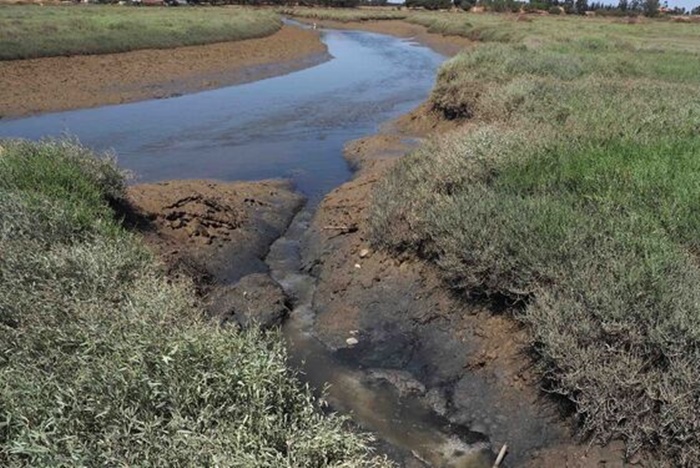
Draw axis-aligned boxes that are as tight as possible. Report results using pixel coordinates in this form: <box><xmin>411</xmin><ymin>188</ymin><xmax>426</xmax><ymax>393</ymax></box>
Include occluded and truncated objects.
<box><xmin>371</xmin><ymin>14</ymin><xmax>700</xmax><ymax>466</ymax></box>
<box><xmin>280</xmin><ymin>7</ymin><xmax>407</xmax><ymax>22</ymax></box>
<box><xmin>0</xmin><ymin>139</ymin><xmax>391</xmax><ymax>467</ymax></box>
<box><xmin>0</xmin><ymin>5</ymin><xmax>281</xmax><ymax>60</ymax></box>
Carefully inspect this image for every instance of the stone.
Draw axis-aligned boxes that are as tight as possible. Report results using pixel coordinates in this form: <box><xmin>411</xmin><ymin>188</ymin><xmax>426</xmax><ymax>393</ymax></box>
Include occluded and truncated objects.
<box><xmin>346</xmin><ymin>337</ymin><xmax>359</xmax><ymax>346</ymax></box>
<box><xmin>359</xmin><ymin>248</ymin><xmax>370</xmax><ymax>258</ymax></box>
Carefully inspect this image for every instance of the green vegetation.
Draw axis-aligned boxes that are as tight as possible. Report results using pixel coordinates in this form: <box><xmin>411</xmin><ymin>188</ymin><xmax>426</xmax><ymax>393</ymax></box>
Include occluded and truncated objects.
<box><xmin>371</xmin><ymin>14</ymin><xmax>700</xmax><ymax>466</ymax></box>
<box><xmin>280</xmin><ymin>7</ymin><xmax>407</xmax><ymax>22</ymax></box>
<box><xmin>0</xmin><ymin>5</ymin><xmax>281</xmax><ymax>60</ymax></box>
<box><xmin>0</xmin><ymin>139</ymin><xmax>391</xmax><ymax>467</ymax></box>
<box><xmin>407</xmin><ymin>11</ymin><xmax>700</xmax><ymax>45</ymax></box>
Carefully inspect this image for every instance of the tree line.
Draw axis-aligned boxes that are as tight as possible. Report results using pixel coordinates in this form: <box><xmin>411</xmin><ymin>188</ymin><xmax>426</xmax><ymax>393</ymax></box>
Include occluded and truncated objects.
<box><xmin>411</xmin><ymin>0</ymin><xmax>698</xmax><ymax>15</ymax></box>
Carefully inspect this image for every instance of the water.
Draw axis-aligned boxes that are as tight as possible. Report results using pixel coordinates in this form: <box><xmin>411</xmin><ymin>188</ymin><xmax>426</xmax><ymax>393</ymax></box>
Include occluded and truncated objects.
<box><xmin>0</xmin><ymin>27</ymin><xmax>443</xmax><ymax>203</ymax></box>
<box><xmin>0</xmin><ymin>27</ymin><xmax>496</xmax><ymax>466</ymax></box>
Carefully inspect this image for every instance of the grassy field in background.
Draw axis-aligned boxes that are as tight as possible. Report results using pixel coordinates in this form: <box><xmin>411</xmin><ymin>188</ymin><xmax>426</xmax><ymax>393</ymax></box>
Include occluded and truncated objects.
<box><xmin>0</xmin><ymin>139</ymin><xmax>392</xmax><ymax>467</ymax></box>
<box><xmin>0</xmin><ymin>5</ymin><xmax>281</xmax><ymax>60</ymax></box>
<box><xmin>280</xmin><ymin>6</ymin><xmax>407</xmax><ymax>22</ymax></box>
<box><xmin>371</xmin><ymin>13</ymin><xmax>700</xmax><ymax>466</ymax></box>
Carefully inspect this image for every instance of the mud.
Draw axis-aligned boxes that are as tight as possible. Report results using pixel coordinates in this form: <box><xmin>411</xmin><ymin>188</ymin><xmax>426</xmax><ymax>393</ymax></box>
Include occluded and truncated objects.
<box><xmin>0</xmin><ymin>25</ymin><xmax>328</xmax><ymax>118</ymax></box>
<box><xmin>126</xmin><ymin>178</ymin><xmax>304</xmax><ymax>286</ymax></box>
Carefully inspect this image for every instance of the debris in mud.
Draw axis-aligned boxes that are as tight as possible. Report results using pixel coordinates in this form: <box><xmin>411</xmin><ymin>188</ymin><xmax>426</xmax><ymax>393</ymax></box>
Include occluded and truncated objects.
<box><xmin>346</xmin><ymin>337</ymin><xmax>359</xmax><ymax>346</ymax></box>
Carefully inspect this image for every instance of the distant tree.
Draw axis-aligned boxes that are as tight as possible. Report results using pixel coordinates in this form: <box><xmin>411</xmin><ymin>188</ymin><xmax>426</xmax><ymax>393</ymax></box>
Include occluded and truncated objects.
<box><xmin>643</xmin><ymin>0</ymin><xmax>659</xmax><ymax>16</ymax></box>
<box><xmin>692</xmin><ymin>4</ymin><xmax>700</xmax><ymax>13</ymax></box>
<box><xmin>618</xmin><ymin>0</ymin><xmax>628</xmax><ymax>10</ymax></box>
<box><xmin>575</xmin><ymin>0</ymin><xmax>588</xmax><ymax>12</ymax></box>
<box><xmin>454</xmin><ymin>0</ymin><xmax>475</xmax><ymax>9</ymax></box>
<box><xmin>406</xmin><ymin>0</ymin><xmax>450</xmax><ymax>9</ymax></box>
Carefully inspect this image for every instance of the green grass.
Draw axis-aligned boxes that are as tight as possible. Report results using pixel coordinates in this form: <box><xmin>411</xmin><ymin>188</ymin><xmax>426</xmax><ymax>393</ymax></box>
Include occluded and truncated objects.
<box><xmin>280</xmin><ymin>7</ymin><xmax>407</xmax><ymax>22</ymax></box>
<box><xmin>0</xmin><ymin>5</ymin><xmax>281</xmax><ymax>60</ymax></box>
<box><xmin>0</xmin><ymin>139</ymin><xmax>392</xmax><ymax>467</ymax></box>
<box><xmin>371</xmin><ymin>13</ymin><xmax>700</xmax><ymax>466</ymax></box>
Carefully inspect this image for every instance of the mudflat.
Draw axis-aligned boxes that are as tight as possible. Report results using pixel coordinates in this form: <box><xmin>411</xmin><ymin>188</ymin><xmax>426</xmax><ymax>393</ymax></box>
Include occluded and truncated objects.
<box><xmin>0</xmin><ymin>25</ymin><xmax>327</xmax><ymax>118</ymax></box>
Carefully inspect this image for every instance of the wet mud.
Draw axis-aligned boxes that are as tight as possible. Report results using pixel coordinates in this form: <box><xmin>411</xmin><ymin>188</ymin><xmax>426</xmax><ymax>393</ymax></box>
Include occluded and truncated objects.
<box><xmin>0</xmin><ymin>25</ymin><xmax>328</xmax><ymax>118</ymax></box>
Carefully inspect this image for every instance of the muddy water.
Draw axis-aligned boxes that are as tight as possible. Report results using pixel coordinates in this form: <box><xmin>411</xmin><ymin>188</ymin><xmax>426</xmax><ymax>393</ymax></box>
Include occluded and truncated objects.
<box><xmin>0</xmin><ymin>26</ymin><xmax>442</xmax><ymax>203</ymax></box>
<box><xmin>0</xmin><ymin>27</ymin><xmax>493</xmax><ymax>466</ymax></box>
<box><xmin>267</xmin><ymin>210</ymin><xmax>496</xmax><ymax>467</ymax></box>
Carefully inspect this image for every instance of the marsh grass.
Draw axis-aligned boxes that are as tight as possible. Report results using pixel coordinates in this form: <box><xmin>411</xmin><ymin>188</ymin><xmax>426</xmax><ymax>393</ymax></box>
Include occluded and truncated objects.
<box><xmin>280</xmin><ymin>7</ymin><xmax>407</xmax><ymax>22</ymax></box>
<box><xmin>0</xmin><ymin>139</ymin><xmax>392</xmax><ymax>467</ymax></box>
<box><xmin>0</xmin><ymin>5</ymin><xmax>281</xmax><ymax>60</ymax></box>
<box><xmin>372</xmin><ymin>13</ymin><xmax>700</xmax><ymax>466</ymax></box>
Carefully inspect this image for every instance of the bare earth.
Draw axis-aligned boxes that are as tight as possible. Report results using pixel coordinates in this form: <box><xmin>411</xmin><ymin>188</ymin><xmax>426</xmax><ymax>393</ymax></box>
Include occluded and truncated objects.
<box><xmin>0</xmin><ymin>25</ymin><xmax>328</xmax><ymax>118</ymax></box>
<box><xmin>127</xmin><ymin>179</ymin><xmax>304</xmax><ymax>287</ymax></box>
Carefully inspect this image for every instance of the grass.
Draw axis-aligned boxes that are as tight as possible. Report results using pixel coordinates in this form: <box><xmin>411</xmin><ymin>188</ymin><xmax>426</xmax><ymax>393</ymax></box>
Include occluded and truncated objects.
<box><xmin>0</xmin><ymin>5</ymin><xmax>281</xmax><ymax>60</ymax></box>
<box><xmin>0</xmin><ymin>139</ymin><xmax>392</xmax><ymax>467</ymax></box>
<box><xmin>371</xmin><ymin>13</ymin><xmax>700</xmax><ymax>466</ymax></box>
<box><xmin>280</xmin><ymin>7</ymin><xmax>407</xmax><ymax>22</ymax></box>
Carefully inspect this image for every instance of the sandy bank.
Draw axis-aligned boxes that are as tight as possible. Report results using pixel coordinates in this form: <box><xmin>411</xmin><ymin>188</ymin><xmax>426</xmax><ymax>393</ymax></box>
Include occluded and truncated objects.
<box><xmin>0</xmin><ymin>25</ymin><xmax>328</xmax><ymax>118</ymax></box>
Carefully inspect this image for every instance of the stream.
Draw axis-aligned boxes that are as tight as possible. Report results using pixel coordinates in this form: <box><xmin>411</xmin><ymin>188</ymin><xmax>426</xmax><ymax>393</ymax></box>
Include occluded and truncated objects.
<box><xmin>0</xmin><ymin>26</ymin><xmax>497</xmax><ymax>467</ymax></box>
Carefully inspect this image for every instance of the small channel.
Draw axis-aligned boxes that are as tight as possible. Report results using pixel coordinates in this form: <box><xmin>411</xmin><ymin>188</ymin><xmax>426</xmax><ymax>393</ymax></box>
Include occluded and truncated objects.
<box><xmin>0</xmin><ymin>26</ymin><xmax>495</xmax><ymax>467</ymax></box>
<box><xmin>0</xmin><ymin>25</ymin><xmax>441</xmax><ymax>203</ymax></box>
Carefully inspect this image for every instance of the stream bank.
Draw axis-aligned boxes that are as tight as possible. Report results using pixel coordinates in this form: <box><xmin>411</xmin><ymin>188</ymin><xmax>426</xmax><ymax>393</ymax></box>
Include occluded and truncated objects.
<box><xmin>0</xmin><ymin>25</ymin><xmax>328</xmax><ymax>118</ymax></box>
<box><xmin>298</xmin><ymin>116</ymin><xmax>637</xmax><ymax>467</ymax></box>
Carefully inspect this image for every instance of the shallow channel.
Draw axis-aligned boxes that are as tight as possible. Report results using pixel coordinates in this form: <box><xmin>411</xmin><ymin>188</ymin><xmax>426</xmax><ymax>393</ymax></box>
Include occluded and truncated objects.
<box><xmin>0</xmin><ymin>26</ymin><xmax>443</xmax><ymax>203</ymax></box>
<box><xmin>0</xmin><ymin>27</ymin><xmax>497</xmax><ymax>467</ymax></box>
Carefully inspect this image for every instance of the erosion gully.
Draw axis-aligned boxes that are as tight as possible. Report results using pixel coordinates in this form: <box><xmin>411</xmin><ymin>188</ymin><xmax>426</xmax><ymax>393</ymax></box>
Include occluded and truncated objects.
<box><xmin>0</xmin><ymin>24</ymin><xmax>497</xmax><ymax>467</ymax></box>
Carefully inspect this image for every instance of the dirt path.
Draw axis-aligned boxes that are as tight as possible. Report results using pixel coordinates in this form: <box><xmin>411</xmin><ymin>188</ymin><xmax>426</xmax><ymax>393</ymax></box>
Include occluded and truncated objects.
<box><xmin>0</xmin><ymin>25</ymin><xmax>328</xmax><ymax>118</ymax></box>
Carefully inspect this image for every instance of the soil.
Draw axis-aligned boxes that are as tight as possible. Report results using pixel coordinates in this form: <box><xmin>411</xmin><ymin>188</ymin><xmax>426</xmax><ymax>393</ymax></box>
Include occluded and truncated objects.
<box><xmin>0</xmin><ymin>25</ymin><xmax>328</xmax><ymax>118</ymax></box>
<box><xmin>126</xmin><ymin>178</ymin><xmax>304</xmax><ymax>287</ymax></box>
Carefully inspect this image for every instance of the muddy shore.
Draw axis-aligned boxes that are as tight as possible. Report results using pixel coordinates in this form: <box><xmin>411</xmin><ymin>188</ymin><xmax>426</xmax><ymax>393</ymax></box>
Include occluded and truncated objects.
<box><xmin>0</xmin><ymin>25</ymin><xmax>328</xmax><ymax>118</ymax></box>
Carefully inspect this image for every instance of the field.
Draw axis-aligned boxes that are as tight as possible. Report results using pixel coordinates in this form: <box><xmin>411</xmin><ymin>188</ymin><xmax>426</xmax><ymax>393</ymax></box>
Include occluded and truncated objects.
<box><xmin>0</xmin><ymin>5</ymin><xmax>281</xmax><ymax>60</ymax></box>
<box><xmin>280</xmin><ymin>6</ymin><xmax>407</xmax><ymax>22</ymax></box>
<box><xmin>371</xmin><ymin>13</ymin><xmax>700</xmax><ymax>466</ymax></box>
<box><xmin>0</xmin><ymin>139</ymin><xmax>391</xmax><ymax>467</ymax></box>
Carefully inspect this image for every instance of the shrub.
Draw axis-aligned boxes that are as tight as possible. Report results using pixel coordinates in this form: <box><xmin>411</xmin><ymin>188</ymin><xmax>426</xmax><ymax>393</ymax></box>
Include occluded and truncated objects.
<box><xmin>371</xmin><ymin>26</ymin><xmax>700</xmax><ymax>465</ymax></box>
<box><xmin>0</xmin><ymin>140</ymin><xmax>391</xmax><ymax>467</ymax></box>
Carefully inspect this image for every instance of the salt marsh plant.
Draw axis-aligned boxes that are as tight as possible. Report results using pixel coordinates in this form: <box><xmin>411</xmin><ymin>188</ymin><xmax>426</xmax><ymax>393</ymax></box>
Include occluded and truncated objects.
<box><xmin>0</xmin><ymin>139</ymin><xmax>391</xmax><ymax>467</ymax></box>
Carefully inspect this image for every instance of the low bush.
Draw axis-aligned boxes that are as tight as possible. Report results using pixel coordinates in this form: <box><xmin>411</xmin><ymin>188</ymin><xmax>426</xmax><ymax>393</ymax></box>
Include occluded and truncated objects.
<box><xmin>371</xmin><ymin>19</ymin><xmax>700</xmax><ymax>465</ymax></box>
<box><xmin>280</xmin><ymin>7</ymin><xmax>407</xmax><ymax>22</ymax></box>
<box><xmin>0</xmin><ymin>139</ymin><xmax>391</xmax><ymax>467</ymax></box>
